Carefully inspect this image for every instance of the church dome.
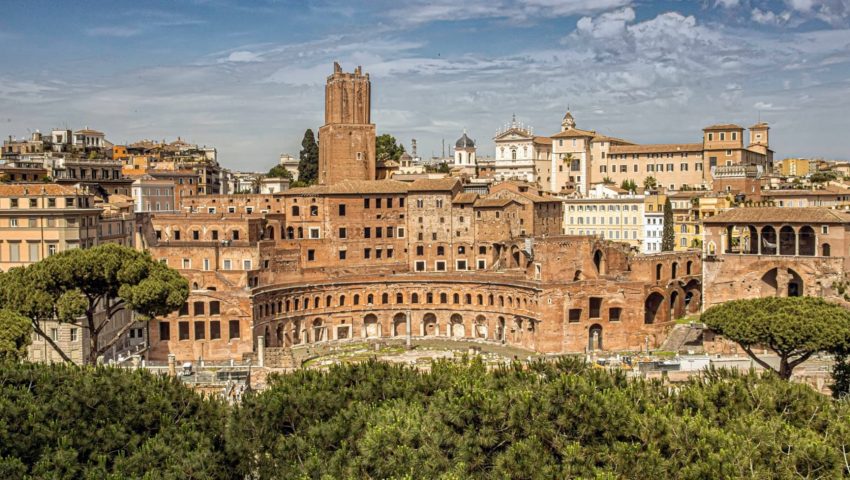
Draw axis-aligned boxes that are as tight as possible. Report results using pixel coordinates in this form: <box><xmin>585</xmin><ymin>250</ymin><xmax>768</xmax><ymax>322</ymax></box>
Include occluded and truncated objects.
<box><xmin>455</xmin><ymin>132</ymin><xmax>475</xmax><ymax>149</ymax></box>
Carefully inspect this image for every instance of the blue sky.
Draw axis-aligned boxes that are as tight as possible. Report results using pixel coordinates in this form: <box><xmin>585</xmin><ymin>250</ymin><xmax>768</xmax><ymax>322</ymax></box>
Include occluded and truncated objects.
<box><xmin>1</xmin><ymin>0</ymin><xmax>850</xmax><ymax>170</ymax></box>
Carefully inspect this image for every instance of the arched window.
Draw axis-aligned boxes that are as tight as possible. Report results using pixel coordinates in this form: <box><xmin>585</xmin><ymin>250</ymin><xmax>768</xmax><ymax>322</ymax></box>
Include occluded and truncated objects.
<box><xmin>411</xmin><ymin>293</ymin><xmax>419</xmax><ymax>303</ymax></box>
<box><xmin>453</xmin><ymin>293</ymin><xmax>460</xmax><ymax>304</ymax></box>
<box><xmin>339</xmin><ymin>295</ymin><xmax>346</xmax><ymax>306</ymax></box>
<box><xmin>427</xmin><ymin>292</ymin><xmax>434</xmax><ymax>303</ymax></box>
<box><xmin>465</xmin><ymin>294</ymin><xmax>472</xmax><ymax>304</ymax></box>
<box><xmin>326</xmin><ymin>295</ymin><xmax>332</xmax><ymax>307</ymax></box>
<box><xmin>488</xmin><ymin>294</ymin><xmax>494</xmax><ymax>305</ymax></box>
<box><xmin>499</xmin><ymin>295</ymin><xmax>504</xmax><ymax>307</ymax></box>
<box><xmin>511</xmin><ymin>149</ymin><xmax>517</xmax><ymax>160</ymax></box>
<box><xmin>367</xmin><ymin>294</ymin><xmax>374</xmax><ymax>304</ymax></box>
<box><xmin>440</xmin><ymin>292</ymin><xmax>447</xmax><ymax>304</ymax></box>
<box><xmin>655</xmin><ymin>264</ymin><xmax>663</xmax><ymax>281</ymax></box>
<box><xmin>686</xmin><ymin>261</ymin><xmax>693</xmax><ymax>275</ymax></box>
<box><xmin>285</xmin><ymin>299</ymin><xmax>291</xmax><ymax>312</ymax></box>
<box><xmin>382</xmin><ymin>293</ymin><xmax>389</xmax><ymax>304</ymax></box>
<box><xmin>396</xmin><ymin>292</ymin><xmax>404</xmax><ymax>303</ymax></box>
<box><xmin>477</xmin><ymin>294</ymin><xmax>484</xmax><ymax>305</ymax></box>
<box><xmin>354</xmin><ymin>294</ymin><xmax>360</xmax><ymax>305</ymax></box>
<box><xmin>313</xmin><ymin>297</ymin><xmax>319</xmax><ymax>308</ymax></box>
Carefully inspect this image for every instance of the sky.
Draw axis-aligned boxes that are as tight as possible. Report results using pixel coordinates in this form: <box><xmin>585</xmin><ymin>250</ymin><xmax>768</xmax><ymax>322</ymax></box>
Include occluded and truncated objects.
<box><xmin>1</xmin><ymin>0</ymin><xmax>850</xmax><ymax>171</ymax></box>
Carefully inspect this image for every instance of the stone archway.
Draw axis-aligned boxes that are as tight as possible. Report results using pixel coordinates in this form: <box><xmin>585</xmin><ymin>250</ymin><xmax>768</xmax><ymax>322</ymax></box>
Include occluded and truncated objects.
<box><xmin>497</xmin><ymin>316</ymin><xmax>506</xmax><ymax>343</ymax></box>
<box><xmin>450</xmin><ymin>314</ymin><xmax>465</xmax><ymax>338</ymax></box>
<box><xmin>683</xmin><ymin>279</ymin><xmax>701</xmax><ymax>314</ymax></box>
<box><xmin>799</xmin><ymin>226</ymin><xmax>815</xmax><ymax>256</ymax></box>
<box><xmin>669</xmin><ymin>290</ymin><xmax>682</xmax><ymax>320</ymax></box>
<box><xmin>422</xmin><ymin>313</ymin><xmax>438</xmax><ymax>336</ymax></box>
<box><xmin>779</xmin><ymin>226</ymin><xmax>796</xmax><ymax>255</ymax></box>
<box><xmin>760</xmin><ymin>267</ymin><xmax>804</xmax><ymax>297</ymax></box>
<box><xmin>588</xmin><ymin>324</ymin><xmax>603</xmax><ymax>351</ymax></box>
<box><xmin>761</xmin><ymin>226</ymin><xmax>777</xmax><ymax>255</ymax></box>
<box><xmin>364</xmin><ymin>314</ymin><xmax>380</xmax><ymax>338</ymax></box>
<box><xmin>393</xmin><ymin>313</ymin><xmax>407</xmax><ymax>337</ymax></box>
<box><xmin>474</xmin><ymin>315</ymin><xmax>488</xmax><ymax>339</ymax></box>
<box><xmin>644</xmin><ymin>292</ymin><xmax>666</xmax><ymax>324</ymax></box>
<box><xmin>312</xmin><ymin>318</ymin><xmax>326</xmax><ymax>342</ymax></box>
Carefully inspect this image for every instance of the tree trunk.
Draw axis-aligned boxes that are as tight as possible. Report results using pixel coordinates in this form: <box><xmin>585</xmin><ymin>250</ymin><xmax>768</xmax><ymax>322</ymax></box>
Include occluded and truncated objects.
<box><xmin>778</xmin><ymin>357</ymin><xmax>793</xmax><ymax>380</ymax></box>
<box><xmin>87</xmin><ymin>310</ymin><xmax>99</xmax><ymax>365</ymax></box>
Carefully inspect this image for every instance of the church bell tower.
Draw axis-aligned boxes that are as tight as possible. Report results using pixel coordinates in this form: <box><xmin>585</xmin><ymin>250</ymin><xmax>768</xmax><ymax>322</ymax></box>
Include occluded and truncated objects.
<box><xmin>318</xmin><ymin>62</ymin><xmax>376</xmax><ymax>185</ymax></box>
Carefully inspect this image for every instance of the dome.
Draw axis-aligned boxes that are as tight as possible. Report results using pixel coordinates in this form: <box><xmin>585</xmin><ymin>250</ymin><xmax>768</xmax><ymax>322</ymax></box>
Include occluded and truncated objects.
<box><xmin>455</xmin><ymin>132</ymin><xmax>475</xmax><ymax>149</ymax></box>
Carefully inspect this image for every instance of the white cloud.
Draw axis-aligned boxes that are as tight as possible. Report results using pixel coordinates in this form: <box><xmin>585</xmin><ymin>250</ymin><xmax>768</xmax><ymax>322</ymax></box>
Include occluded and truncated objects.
<box><xmin>751</xmin><ymin>8</ymin><xmax>792</xmax><ymax>24</ymax></box>
<box><xmin>385</xmin><ymin>0</ymin><xmax>632</xmax><ymax>25</ymax></box>
<box><xmin>223</xmin><ymin>51</ymin><xmax>263</xmax><ymax>63</ymax></box>
<box><xmin>715</xmin><ymin>0</ymin><xmax>740</xmax><ymax>7</ymax></box>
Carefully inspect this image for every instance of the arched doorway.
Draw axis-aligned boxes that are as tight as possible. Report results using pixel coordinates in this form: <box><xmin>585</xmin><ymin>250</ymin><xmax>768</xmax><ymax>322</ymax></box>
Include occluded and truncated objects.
<box><xmin>822</xmin><ymin>243</ymin><xmax>831</xmax><ymax>257</ymax></box>
<box><xmin>497</xmin><ymin>316</ymin><xmax>506</xmax><ymax>343</ymax></box>
<box><xmin>683</xmin><ymin>279</ymin><xmax>701</xmax><ymax>314</ymax></box>
<box><xmin>588</xmin><ymin>324</ymin><xmax>602</xmax><ymax>351</ymax></box>
<box><xmin>671</xmin><ymin>262</ymin><xmax>678</xmax><ymax>278</ymax></box>
<box><xmin>422</xmin><ymin>313</ymin><xmax>438</xmax><ymax>336</ymax></box>
<box><xmin>798</xmin><ymin>226</ymin><xmax>815</xmax><ymax>256</ymax></box>
<box><xmin>312</xmin><ymin>318</ymin><xmax>326</xmax><ymax>342</ymax></box>
<box><xmin>450</xmin><ymin>314</ymin><xmax>465</xmax><ymax>338</ymax></box>
<box><xmin>644</xmin><ymin>292</ymin><xmax>665</xmax><ymax>324</ymax></box>
<box><xmin>669</xmin><ymin>290</ymin><xmax>681</xmax><ymax>320</ymax></box>
<box><xmin>393</xmin><ymin>313</ymin><xmax>407</xmax><ymax>337</ymax></box>
<box><xmin>779</xmin><ymin>226</ymin><xmax>796</xmax><ymax>255</ymax></box>
<box><xmin>747</xmin><ymin>225</ymin><xmax>759</xmax><ymax>254</ymax></box>
<box><xmin>761</xmin><ymin>226</ymin><xmax>777</xmax><ymax>255</ymax></box>
<box><xmin>474</xmin><ymin>315</ymin><xmax>488</xmax><ymax>339</ymax></box>
<box><xmin>761</xmin><ymin>267</ymin><xmax>804</xmax><ymax>297</ymax></box>
<box><xmin>364</xmin><ymin>314</ymin><xmax>380</xmax><ymax>338</ymax></box>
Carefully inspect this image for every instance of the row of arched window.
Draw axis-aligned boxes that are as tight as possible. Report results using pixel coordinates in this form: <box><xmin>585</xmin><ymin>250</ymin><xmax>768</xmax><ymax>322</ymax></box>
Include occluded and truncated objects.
<box><xmin>256</xmin><ymin>289</ymin><xmax>537</xmax><ymax>318</ymax></box>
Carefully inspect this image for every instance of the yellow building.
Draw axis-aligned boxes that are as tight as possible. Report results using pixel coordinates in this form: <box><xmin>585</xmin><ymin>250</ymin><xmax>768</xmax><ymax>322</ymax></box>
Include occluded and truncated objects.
<box><xmin>779</xmin><ymin>158</ymin><xmax>811</xmax><ymax>177</ymax></box>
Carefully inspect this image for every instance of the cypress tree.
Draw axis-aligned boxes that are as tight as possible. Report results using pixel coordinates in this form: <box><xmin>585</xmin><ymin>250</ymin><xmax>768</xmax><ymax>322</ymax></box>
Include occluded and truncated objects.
<box><xmin>298</xmin><ymin>129</ymin><xmax>319</xmax><ymax>184</ymax></box>
<box><xmin>661</xmin><ymin>196</ymin><xmax>675</xmax><ymax>251</ymax></box>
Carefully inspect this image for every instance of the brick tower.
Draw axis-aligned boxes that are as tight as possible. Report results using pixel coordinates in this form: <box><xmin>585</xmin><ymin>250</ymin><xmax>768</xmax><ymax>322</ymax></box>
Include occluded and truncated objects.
<box><xmin>318</xmin><ymin>62</ymin><xmax>376</xmax><ymax>185</ymax></box>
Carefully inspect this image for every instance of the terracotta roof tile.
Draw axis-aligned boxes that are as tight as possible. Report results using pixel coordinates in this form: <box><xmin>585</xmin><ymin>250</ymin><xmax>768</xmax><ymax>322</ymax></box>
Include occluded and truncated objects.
<box><xmin>703</xmin><ymin>124</ymin><xmax>744</xmax><ymax>131</ymax></box>
<box><xmin>407</xmin><ymin>177</ymin><xmax>461</xmax><ymax>192</ymax></box>
<box><xmin>286</xmin><ymin>180</ymin><xmax>410</xmax><ymax>196</ymax></box>
<box><xmin>452</xmin><ymin>192</ymin><xmax>479</xmax><ymax>204</ymax></box>
<box><xmin>533</xmin><ymin>136</ymin><xmax>553</xmax><ymax>145</ymax></box>
<box><xmin>474</xmin><ymin>198</ymin><xmax>516</xmax><ymax>208</ymax></box>
<box><xmin>703</xmin><ymin>207</ymin><xmax>850</xmax><ymax>224</ymax></box>
<box><xmin>0</xmin><ymin>184</ymin><xmax>86</xmax><ymax>196</ymax></box>
<box><xmin>550</xmin><ymin>127</ymin><xmax>598</xmax><ymax>139</ymax></box>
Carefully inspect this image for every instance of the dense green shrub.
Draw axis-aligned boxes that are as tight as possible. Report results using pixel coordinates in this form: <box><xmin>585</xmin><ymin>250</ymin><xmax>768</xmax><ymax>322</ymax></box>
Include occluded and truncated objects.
<box><xmin>3</xmin><ymin>358</ymin><xmax>849</xmax><ymax>479</ymax></box>
<box><xmin>228</xmin><ymin>358</ymin><xmax>850</xmax><ymax>479</ymax></box>
<box><xmin>0</xmin><ymin>362</ymin><xmax>233</xmax><ymax>479</ymax></box>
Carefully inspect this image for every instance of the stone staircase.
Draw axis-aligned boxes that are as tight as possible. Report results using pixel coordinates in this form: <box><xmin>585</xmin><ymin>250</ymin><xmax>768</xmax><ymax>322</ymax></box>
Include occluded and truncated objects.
<box><xmin>660</xmin><ymin>324</ymin><xmax>705</xmax><ymax>353</ymax></box>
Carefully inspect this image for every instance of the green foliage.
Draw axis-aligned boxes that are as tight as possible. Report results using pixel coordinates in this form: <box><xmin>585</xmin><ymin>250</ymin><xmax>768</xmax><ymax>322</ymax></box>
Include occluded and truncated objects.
<box><xmin>3</xmin><ymin>359</ymin><xmax>850</xmax><ymax>478</ymax></box>
<box><xmin>832</xmin><ymin>342</ymin><xmax>850</xmax><ymax>399</ymax></box>
<box><xmin>620</xmin><ymin>179</ymin><xmax>637</xmax><ymax>192</ymax></box>
<box><xmin>601</xmin><ymin>176</ymin><xmax>614</xmax><ymax>185</ymax></box>
<box><xmin>703</xmin><ymin>296</ymin><xmax>850</xmax><ymax>380</ymax></box>
<box><xmin>643</xmin><ymin>175</ymin><xmax>657</xmax><ymax>191</ymax></box>
<box><xmin>298</xmin><ymin>129</ymin><xmax>319</xmax><ymax>185</ymax></box>
<box><xmin>661</xmin><ymin>197</ymin><xmax>675</xmax><ymax>251</ymax></box>
<box><xmin>376</xmin><ymin>133</ymin><xmax>406</xmax><ymax>163</ymax></box>
<box><xmin>226</xmin><ymin>358</ymin><xmax>850</xmax><ymax>479</ymax></box>
<box><xmin>0</xmin><ymin>310</ymin><xmax>31</xmax><ymax>361</ymax></box>
<box><xmin>267</xmin><ymin>164</ymin><xmax>293</xmax><ymax>180</ymax></box>
<box><xmin>0</xmin><ymin>243</ymin><xmax>188</xmax><ymax>363</ymax></box>
<box><xmin>0</xmin><ymin>361</ymin><xmax>232</xmax><ymax>478</ymax></box>
<box><xmin>426</xmin><ymin>162</ymin><xmax>451</xmax><ymax>174</ymax></box>
<box><xmin>810</xmin><ymin>171</ymin><xmax>838</xmax><ymax>184</ymax></box>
